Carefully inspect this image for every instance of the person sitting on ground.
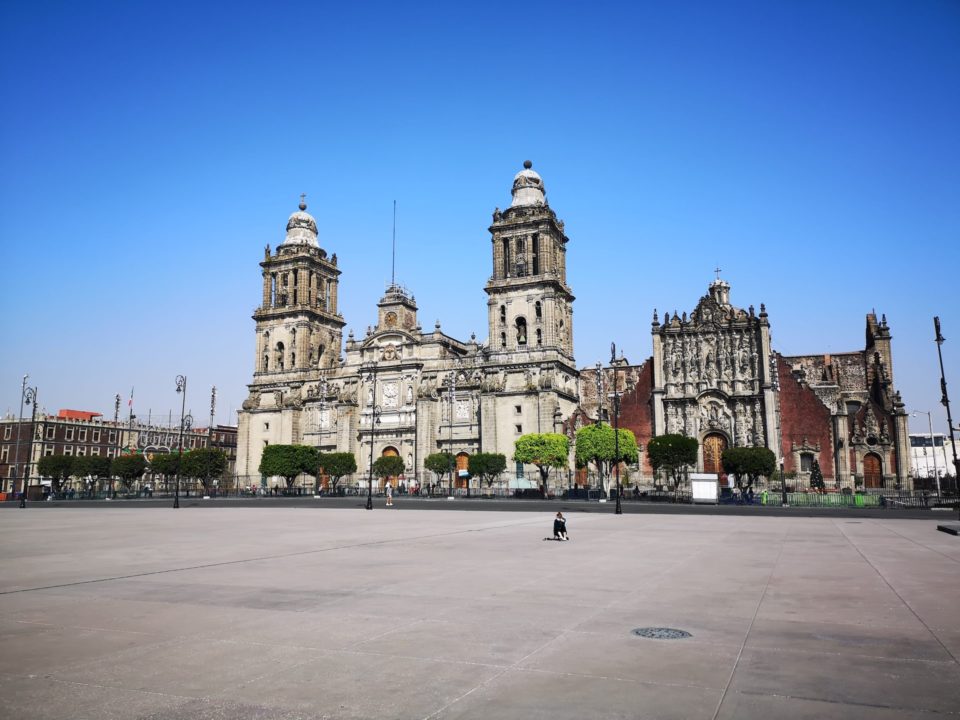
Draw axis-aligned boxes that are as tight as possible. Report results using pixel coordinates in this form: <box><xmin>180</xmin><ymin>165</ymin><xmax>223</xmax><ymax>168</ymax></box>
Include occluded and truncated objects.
<box><xmin>553</xmin><ymin>511</ymin><xmax>569</xmax><ymax>541</ymax></box>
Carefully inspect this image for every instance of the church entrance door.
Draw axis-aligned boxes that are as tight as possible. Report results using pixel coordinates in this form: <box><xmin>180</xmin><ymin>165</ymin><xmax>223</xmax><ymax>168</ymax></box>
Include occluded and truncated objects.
<box><xmin>456</xmin><ymin>452</ymin><xmax>470</xmax><ymax>489</ymax></box>
<box><xmin>703</xmin><ymin>434</ymin><xmax>727</xmax><ymax>475</ymax></box>
<box><xmin>381</xmin><ymin>446</ymin><xmax>400</xmax><ymax>489</ymax></box>
<box><xmin>863</xmin><ymin>453</ymin><xmax>883</xmax><ymax>489</ymax></box>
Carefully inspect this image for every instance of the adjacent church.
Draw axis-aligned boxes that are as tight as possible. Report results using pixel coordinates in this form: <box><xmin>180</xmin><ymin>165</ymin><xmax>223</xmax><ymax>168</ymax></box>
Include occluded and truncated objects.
<box><xmin>237</xmin><ymin>162</ymin><xmax>911</xmax><ymax>492</ymax></box>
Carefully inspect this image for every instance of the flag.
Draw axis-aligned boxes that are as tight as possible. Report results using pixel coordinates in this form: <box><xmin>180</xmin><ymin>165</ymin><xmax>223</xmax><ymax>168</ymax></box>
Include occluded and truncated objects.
<box><xmin>128</xmin><ymin>387</ymin><xmax>134</xmax><ymax>407</ymax></box>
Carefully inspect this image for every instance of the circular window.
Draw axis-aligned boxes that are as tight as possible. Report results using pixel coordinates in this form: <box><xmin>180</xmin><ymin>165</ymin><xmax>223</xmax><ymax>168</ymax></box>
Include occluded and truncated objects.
<box><xmin>866</xmin><ymin>436</ymin><xmax>878</xmax><ymax>446</ymax></box>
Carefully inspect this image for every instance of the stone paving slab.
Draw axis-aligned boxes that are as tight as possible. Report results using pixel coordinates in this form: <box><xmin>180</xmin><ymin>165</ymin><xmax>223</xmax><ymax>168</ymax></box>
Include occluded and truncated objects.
<box><xmin>1</xmin><ymin>507</ymin><xmax>958</xmax><ymax>719</ymax></box>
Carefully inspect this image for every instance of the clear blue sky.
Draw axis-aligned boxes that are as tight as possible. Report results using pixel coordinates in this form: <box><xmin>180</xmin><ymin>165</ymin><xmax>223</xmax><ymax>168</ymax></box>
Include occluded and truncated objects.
<box><xmin>2</xmin><ymin>0</ymin><xmax>958</xmax><ymax>435</ymax></box>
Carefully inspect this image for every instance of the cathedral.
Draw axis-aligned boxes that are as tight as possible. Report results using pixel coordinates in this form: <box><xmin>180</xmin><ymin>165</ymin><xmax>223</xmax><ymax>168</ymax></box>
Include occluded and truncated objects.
<box><xmin>237</xmin><ymin>162</ymin><xmax>911</xmax><ymax>492</ymax></box>
<box><xmin>236</xmin><ymin>162</ymin><xmax>580</xmax><ymax>487</ymax></box>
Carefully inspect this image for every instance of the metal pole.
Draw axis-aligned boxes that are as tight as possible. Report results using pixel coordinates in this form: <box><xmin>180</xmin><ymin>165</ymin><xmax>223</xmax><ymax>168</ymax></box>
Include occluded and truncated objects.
<box><xmin>111</xmin><ymin>393</ymin><xmax>121</xmax><ymax>499</ymax></box>
<box><xmin>13</xmin><ymin>375</ymin><xmax>27</xmax><ymax>503</ymax></box>
<box><xmin>23</xmin><ymin>388</ymin><xmax>37</xmax><ymax>507</ymax></box>
<box><xmin>595</xmin><ymin>361</ymin><xmax>604</xmax><ymax>501</ymax></box>
<box><xmin>933</xmin><ymin>317</ymin><xmax>960</xmax><ymax>517</ymax></box>
<box><xmin>612</xmin><ymin>343</ymin><xmax>622</xmax><ymax>515</ymax></box>
<box><xmin>448</xmin><ymin>370</ymin><xmax>456</xmax><ymax>498</ymax></box>
<box><xmin>174</xmin><ymin>375</ymin><xmax>187</xmax><ymax>509</ymax></box>
<box><xmin>366</xmin><ymin>366</ymin><xmax>377</xmax><ymax>510</ymax></box>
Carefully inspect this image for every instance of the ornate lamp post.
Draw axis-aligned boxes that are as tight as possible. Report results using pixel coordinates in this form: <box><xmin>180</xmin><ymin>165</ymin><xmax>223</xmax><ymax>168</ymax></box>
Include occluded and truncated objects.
<box><xmin>15</xmin><ymin>378</ymin><xmax>38</xmax><ymax>508</ymax></box>
<box><xmin>174</xmin><ymin>375</ymin><xmax>190</xmax><ymax>509</ymax></box>
<box><xmin>611</xmin><ymin>343</ymin><xmax>623</xmax><ymax>515</ymax></box>
<box><xmin>208</xmin><ymin>386</ymin><xmax>217</xmax><ymax>494</ymax></box>
<box><xmin>448</xmin><ymin>368</ymin><xmax>457</xmax><ymax>499</ymax></box>
<box><xmin>934</xmin><ymin>317</ymin><xmax>960</xmax><ymax>518</ymax></box>
<box><xmin>594</xmin><ymin>360</ymin><xmax>604</xmax><ymax>500</ymax></box>
<box><xmin>364</xmin><ymin>363</ymin><xmax>381</xmax><ymax>510</ymax></box>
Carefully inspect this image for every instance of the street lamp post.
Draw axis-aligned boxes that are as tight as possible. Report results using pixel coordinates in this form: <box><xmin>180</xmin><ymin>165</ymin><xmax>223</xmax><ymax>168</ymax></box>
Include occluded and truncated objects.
<box><xmin>364</xmin><ymin>364</ymin><xmax>381</xmax><ymax>511</ymax></box>
<box><xmin>13</xmin><ymin>375</ymin><xmax>27</xmax><ymax>504</ymax></box>
<box><xmin>16</xmin><ymin>379</ymin><xmax>38</xmax><ymax>508</ymax></box>
<box><xmin>611</xmin><ymin>343</ymin><xmax>623</xmax><ymax>515</ymax></box>
<box><xmin>448</xmin><ymin>369</ymin><xmax>457</xmax><ymax>499</ymax></box>
<box><xmin>174</xmin><ymin>375</ymin><xmax>189</xmax><ymax>509</ymax></box>
<box><xmin>594</xmin><ymin>361</ymin><xmax>604</xmax><ymax>501</ymax></box>
<box><xmin>912</xmin><ymin>410</ymin><xmax>941</xmax><ymax>501</ymax></box>
<box><xmin>934</xmin><ymin>317</ymin><xmax>960</xmax><ymax>518</ymax></box>
<box><xmin>208</xmin><ymin>386</ymin><xmax>217</xmax><ymax>494</ymax></box>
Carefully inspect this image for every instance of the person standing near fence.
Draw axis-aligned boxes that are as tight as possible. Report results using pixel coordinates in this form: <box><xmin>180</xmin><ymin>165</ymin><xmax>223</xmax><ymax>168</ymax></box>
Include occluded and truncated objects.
<box><xmin>386</xmin><ymin>482</ymin><xmax>394</xmax><ymax>507</ymax></box>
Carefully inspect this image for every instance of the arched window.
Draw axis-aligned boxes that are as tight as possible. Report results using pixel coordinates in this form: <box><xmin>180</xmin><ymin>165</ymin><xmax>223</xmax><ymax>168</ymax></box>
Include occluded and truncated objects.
<box><xmin>291</xmin><ymin>352</ymin><xmax>296</xmax><ymax>368</ymax></box>
<box><xmin>535</xmin><ymin>301</ymin><xmax>542</xmax><ymax>320</ymax></box>
<box><xmin>536</xmin><ymin>328</ymin><xmax>542</xmax><ymax>346</ymax></box>
<box><xmin>275</xmin><ymin>342</ymin><xmax>285</xmax><ymax>371</ymax></box>
<box><xmin>500</xmin><ymin>305</ymin><xmax>506</xmax><ymax>323</ymax></box>
<box><xmin>516</xmin><ymin>317</ymin><xmax>528</xmax><ymax>346</ymax></box>
<box><xmin>317</xmin><ymin>344</ymin><xmax>325</xmax><ymax>365</ymax></box>
<box><xmin>500</xmin><ymin>332</ymin><xmax>507</xmax><ymax>349</ymax></box>
<box><xmin>800</xmin><ymin>453</ymin><xmax>814</xmax><ymax>473</ymax></box>
<box><xmin>263</xmin><ymin>354</ymin><xmax>269</xmax><ymax>372</ymax></box>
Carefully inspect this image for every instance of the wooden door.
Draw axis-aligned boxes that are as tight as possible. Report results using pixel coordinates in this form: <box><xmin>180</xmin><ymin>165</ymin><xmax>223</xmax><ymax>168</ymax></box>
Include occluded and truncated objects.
<box><xmin>703</xmin><ymin>434</ymin><xmax>727</xmax><ymax>474</ymax></box>
<box><xmin>456</xmin><ymin>452</ymin><xmax>469</xmax><ymax>489</ymax></box>
<box><xmin>863</xmin><ymin>453</ymin><xmax>883</xmax><ymax>488</ymax></box>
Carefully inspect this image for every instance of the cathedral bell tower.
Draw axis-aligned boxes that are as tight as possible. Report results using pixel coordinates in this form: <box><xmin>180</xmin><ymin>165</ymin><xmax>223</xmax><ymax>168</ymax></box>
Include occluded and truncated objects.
<box><xmin>485</xmin><ymin>161</ymin><xmax>575</xmax><ymax>360</ymax></box>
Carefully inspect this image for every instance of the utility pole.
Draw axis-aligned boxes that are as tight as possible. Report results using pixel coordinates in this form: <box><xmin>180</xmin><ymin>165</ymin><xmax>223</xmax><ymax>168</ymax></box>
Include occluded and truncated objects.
<box><xmin>934</xmin><ymin>317</ymin><xmax>959</xmax><ymax>518</ymax></box>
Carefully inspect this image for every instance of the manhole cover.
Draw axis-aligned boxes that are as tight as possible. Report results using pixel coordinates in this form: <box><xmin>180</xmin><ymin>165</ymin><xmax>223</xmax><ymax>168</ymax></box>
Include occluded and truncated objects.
<box><xmin>632</xmin><ymin>627</ymin><xmax>692</xmax><ymax>640</ymax></box>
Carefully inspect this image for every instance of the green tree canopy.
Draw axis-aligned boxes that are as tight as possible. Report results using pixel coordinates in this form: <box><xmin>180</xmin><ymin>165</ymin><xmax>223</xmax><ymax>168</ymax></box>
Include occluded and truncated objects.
<box><xmin>149</xmin><ymin>452</ymin><xmax>180</xmax><ymax>478</ymax></box>
<box><xmin>372</xmin><ymin>455</ymin><xmax>405</xmax><ymax>480</ymax></box>
<box><xmin>646</xmin><ymin>434</ymin><xmax>699</xmax><ymax>489</ymax></box>
<box><xmin>721</xmin><ymin>446</ymin><xmax>777</xmax><ymax>492</ymax></box>
<box><xmin>181</xmin><ymin>447</ymin><xmax>228</xmax><ymax>493</ymax></box>
<box><xmin>317</xmin><ymin>452</ymin><xmax>357</xmax><ymax>491</ymax></box>
<box><xmin>111</xmin><ymin>454</ymin><xmax>147</xmax><ymax>492</ymax></box>
<box><xmin>468</xmin><ymin>453</ymin><xmax>507</xmax><ymax>488</ymax></box>
<box><xmin>424</xmin><ymin>452</ymin><xmax>454</xmax><ymax>484</ymax></box>
<box><xmin>259</xmin><ymin>444</ymin><xmax>315</xmax><ymax>488</ymax></box>
<box><xmin>574</xmin><ymin>424</ymin><xmax>639</xmax><ymax>491</ymax></box>
<box><xmin>515</xmin><ymin>433</ymin><xmax>570</xmax><ymax>495</ymax></box>
<box><xmin>73</xmin><ymin>455</ymin><xmax>112</xmax><ymax>495</ymax></box>
<box><xmin>37</xmin><ymin>454</ymin><xmax>75</xmax><ymax>497</ymax></box>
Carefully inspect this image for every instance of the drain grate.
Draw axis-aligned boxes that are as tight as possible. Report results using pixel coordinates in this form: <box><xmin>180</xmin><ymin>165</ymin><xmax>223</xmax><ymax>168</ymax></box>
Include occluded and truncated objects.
<box><xmin>632</xmin><ymin>627</ymin><xmax>692</xmax><ymax>640</ymax></box>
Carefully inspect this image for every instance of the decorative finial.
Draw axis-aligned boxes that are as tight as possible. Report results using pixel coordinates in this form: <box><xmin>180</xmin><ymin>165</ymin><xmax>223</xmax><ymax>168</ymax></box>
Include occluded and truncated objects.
<box><xmin>523</xmin><ymin>160</ymin><xmax>532</xmax><ymax>169</ymax></box>
<box><xmin>714</xmin><ymin>266</ymin><xmax>722</xmax><ymax>280</ymax></box>
<box><xmin>299</xmin><ymin>193</ymin><xmax>307</xmax><ymax>211</ymax></box>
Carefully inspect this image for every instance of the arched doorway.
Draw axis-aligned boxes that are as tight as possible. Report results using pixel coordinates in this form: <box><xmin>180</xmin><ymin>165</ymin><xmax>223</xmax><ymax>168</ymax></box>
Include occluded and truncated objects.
<box><xmin>703</xmin><ymin>434</ymin><xmax>728</xmax><ymax>475</ymax></box>
<box><xmin>456</xmin><ymin>452</ymin><xmax>470</xmax><ymax>489</ymax></box>
<box><xmin>381</xmin><ymin>446</ymin><xmax>400</xmax><ymax>489</ymax></box>
<box><xmin>863</xmin><ymin>453</ymin><xmax>883</xmax><ymax>489</ymax></box>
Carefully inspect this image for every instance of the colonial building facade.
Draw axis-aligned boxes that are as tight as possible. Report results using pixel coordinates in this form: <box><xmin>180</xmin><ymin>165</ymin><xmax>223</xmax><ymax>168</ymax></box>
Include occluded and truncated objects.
<box><xmin>237</xmin><ymin>163</ymin><xmax>912</xmax><ymax>493</ymax></box>
<box><xmin>236</xmin><ymin>162</ymin><xmax>580</xmax><ymax>486</ymax></box>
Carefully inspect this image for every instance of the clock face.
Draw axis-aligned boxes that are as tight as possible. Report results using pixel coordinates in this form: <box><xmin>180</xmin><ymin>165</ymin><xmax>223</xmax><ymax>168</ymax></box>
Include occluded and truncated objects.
<box><xmin>385</xmin><ymin>311</ymin><xmax>398</xmax><ymax>328</ymax></box>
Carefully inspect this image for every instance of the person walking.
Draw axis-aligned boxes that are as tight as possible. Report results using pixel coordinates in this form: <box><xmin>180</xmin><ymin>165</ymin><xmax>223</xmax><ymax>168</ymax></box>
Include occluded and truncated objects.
<box><xmin>385</xmin><ymin>482</ymin><xmax>394</xmax><ymax>507</ymax></box>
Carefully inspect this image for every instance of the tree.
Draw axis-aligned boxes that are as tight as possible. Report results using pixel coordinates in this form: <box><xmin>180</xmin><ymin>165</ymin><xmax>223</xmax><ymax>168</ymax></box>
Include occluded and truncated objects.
<box><xmin>721</xmin><ymin>446</ymin><xmax>777</xmax><ymax>494</ymax></box>
<box><xmin>259</xmin><ymin>444</ymin><xmax>315</xmax><ymax>489</ymax></box>
<box><xmin>149</xmin><ymin>453</ymin><xmax>180</xmax><ymax>490</ymax></box>
<box><xmin>810</xmin><ymin>459</ymin><xmax>825</xmax><ymax>492</ymax></box>
<box><xmin>296</xmin><ymin>446</ymin><xmax>322</xmax><ymax>494</ymax></box>
<box><xmin>574</xmin><ymin>424</ymin><xmax>639</xmax><ymax>493</ymax></box>
<box><xmin>181</xmin><ymin>447</ymin><xmax>228</xmax><ymax>494</ymax></box>
<box><xmin>111</xmin><ymin>454</ymin><xmax>147</xmax><ymax>493</ymax></box>
<box><xmin>514</xmin><ymin>433</ymin><xmax>570</xmax><ymax>497</ymax></box>
<box><xmin>37</xmin><ymin>454</ymin><xmax>75</xmax><ymax>498</ymax></box>
<box><xmin>372</xmin><ymin>455</ymin><xmax>405</xmax><ymax>485</ymax></box>
<box><xmin>316</xmin><ymin>452</ymin><xmax>357</xmax><ymax>493</ymax></box>
<box><xmin>424</xmin><ymin>452</ymin><xmax>454</xmax><ymax>489</ymax></box>
<box><xmin>468</xmin><ymin>453</ymin><xmax>507</xmax><ymax>490</ymax></box>
<box><xmin>646</xmin><ymin>434</ymin><xmax>699</xmax><ymax>490</ymax></box>
<box><xmin>74</xmin><ymin>455</ymin><xmax>111</xmax><ymax>496</ymax></box>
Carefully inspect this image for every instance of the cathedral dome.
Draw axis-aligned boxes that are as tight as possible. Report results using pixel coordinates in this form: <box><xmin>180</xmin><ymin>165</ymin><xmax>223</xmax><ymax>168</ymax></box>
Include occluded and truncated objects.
<box><xmin>511</xmin><ymin>160</ymin><xmax>546</xmax><ymax>207</ymax></box>
<box><xmin>280</xmin><ymin>196</ymin><xmax>319</xmax><ymax>247</ymax></box>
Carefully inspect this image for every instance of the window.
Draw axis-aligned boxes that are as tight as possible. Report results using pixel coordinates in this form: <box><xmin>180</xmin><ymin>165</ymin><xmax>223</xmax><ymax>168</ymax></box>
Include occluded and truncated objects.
<box><xmin>46</xmin><ymin>427</ymin><xmax>55</xmax><ymax>440</ymax></box>
<box><xmin>515</xmin><ymin>405</ymin><xmax>522</xmax><ymax>414</ymax></box>
<box><xmin>264</xmin><ymin>422</ymin><xmax>270</xmax><ymax>431</ymax></box>
<box><xmin>65</xmin><ymin>428</ymin><xmax>74</xmax><ymax>441</ymax></box>
<box><xmin>800</xmin><ymin>453</ymin><xmax>814</xmax><ymax>472</ymax></box>
<box><xmin>109</xmin><ymin>431</ymin><xmax>116</xmax><ymax>443</ymax></box>
<box><xmin>516</xmin><ymin>317</ymin><xmax>527</xmax><ymax>346</ymax></box>
<box><xmin>78</xmin><ymin>429</ymin><xmax>87</xmax><ymax>442</ymax></box>
<box><xmin>64</xmin><ymin>445</ymin><xmax>73</xmax><ymax>456</ymax></box>
<box><xmin>45</xmin><ymin>446</ymin><xmax>55</xmax><ymax>456</ymax></box>
<box><xmin>91</xmin><ymin>447</ymin><xmax>100</xmax><ymax>456</ymax></box>
<box><xmin>92</xmin><ymin>430</ymin><xmax>100</xmax><ymax>442</ymax></box>
<box><xmin>2</xmin><ymin>427</ymin><xmax>10</xmax><ymax>440</ymax></box>
<box><xmin>536</xmin><ymin>329</ymin><xmax>542</xmax><ymax>346</ymax></box>
<box><xmin>76</xmin><ymin>447</ymin><xmax>86</xmax><ymax>457</ymax></box>
<box><xmin>532</xmin><ymin>235</ymin><xmax>540</xmax><ymax>274</ymax></box>
<box><xmin>515</xmin><ymin>424</ymin><xmax>522</xmax><ymax>434</ymax></box>
<box><xmin>535</xmin><ymin>301</ymin><xmax>542</xmax><ymax>320</ymax></box>
<box><xmin>500</xmin><ymin>332</ymin><xmax>506</xmax><ymax>349</ymax></box>
<box><xmin>502</xmin><ymin>238</ymin><xmax>510</xmax><ymax>277</ymax></box>
<box><xmin>500</xmin><ymin>305</ymin><xmax>506</xmax><ymax>323</ymax></box>
<box><xmin>0</xmin><ymin>447</ymin><xmax>7</xmax><ymax>462</ymax></box>
<box><xmin>515</xmin><ymin>460</ymin><xmax>524</xmax><ymax>478</ymax></box>
<box><xmin>107</xmin><ymin>449</ymin><xmax>115</xmax><ymax>458</ymax></box>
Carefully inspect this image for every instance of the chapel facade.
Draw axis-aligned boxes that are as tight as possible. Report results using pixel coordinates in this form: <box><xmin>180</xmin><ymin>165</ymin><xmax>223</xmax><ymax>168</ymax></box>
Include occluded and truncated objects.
<box><xmin>235</xmin><ymin>162</ymin><xmax>580</xmax><ymax>485</ymax></box>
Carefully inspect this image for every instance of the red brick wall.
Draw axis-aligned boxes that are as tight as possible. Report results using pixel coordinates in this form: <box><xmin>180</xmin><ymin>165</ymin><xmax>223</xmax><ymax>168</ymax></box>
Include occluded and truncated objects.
<box><xmin>777</xmin><ymin>356</ymin><xmax>835</xmax><ymax>479</ymax></box>
<box><xmin>618</xmin><ymin>360</ymin><xmax>655</xmax><ymax>475</ymax></box>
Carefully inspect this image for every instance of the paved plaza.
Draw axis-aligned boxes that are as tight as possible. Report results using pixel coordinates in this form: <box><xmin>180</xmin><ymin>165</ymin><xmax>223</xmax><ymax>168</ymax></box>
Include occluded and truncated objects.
<box><xmin>1</xmin><ymin>506</ymin><xmax>958</xmax><ymax>719</ymax></box>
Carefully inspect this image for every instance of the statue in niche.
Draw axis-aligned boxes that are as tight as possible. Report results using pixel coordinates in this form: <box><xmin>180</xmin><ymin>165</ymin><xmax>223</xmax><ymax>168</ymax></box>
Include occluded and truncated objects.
<box><xmin>405</xmin><ymin>385</ymin><xmax>413</xmax><ymax>404</ymax></box>
<box><xmin>367</xmin><ymin>387</ymin><xmax>374</xmax><ymax>406</ymax></box>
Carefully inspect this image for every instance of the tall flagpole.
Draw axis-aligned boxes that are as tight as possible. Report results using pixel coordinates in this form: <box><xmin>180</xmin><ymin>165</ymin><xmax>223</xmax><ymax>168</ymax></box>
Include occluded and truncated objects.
<box><xmin>391</xmin><ymin>200</ymin><xmax>396</xmax><ymax>286</ymax></box>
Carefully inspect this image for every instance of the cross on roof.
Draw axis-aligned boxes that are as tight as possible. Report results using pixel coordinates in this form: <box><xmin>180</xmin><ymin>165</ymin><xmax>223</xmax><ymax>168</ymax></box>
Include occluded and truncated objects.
<box><xmin>714</xmin><ymin>266</ymin><xmax>722</xmax><ymax>280</ymax></box>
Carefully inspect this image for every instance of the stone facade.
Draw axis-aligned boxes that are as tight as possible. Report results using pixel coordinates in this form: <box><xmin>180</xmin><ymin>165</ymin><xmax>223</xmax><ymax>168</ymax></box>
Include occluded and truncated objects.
<box><xmin>236</xmin><ymin>163</ymin><xmax>579</xmax><ymax>487</ymax></box>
